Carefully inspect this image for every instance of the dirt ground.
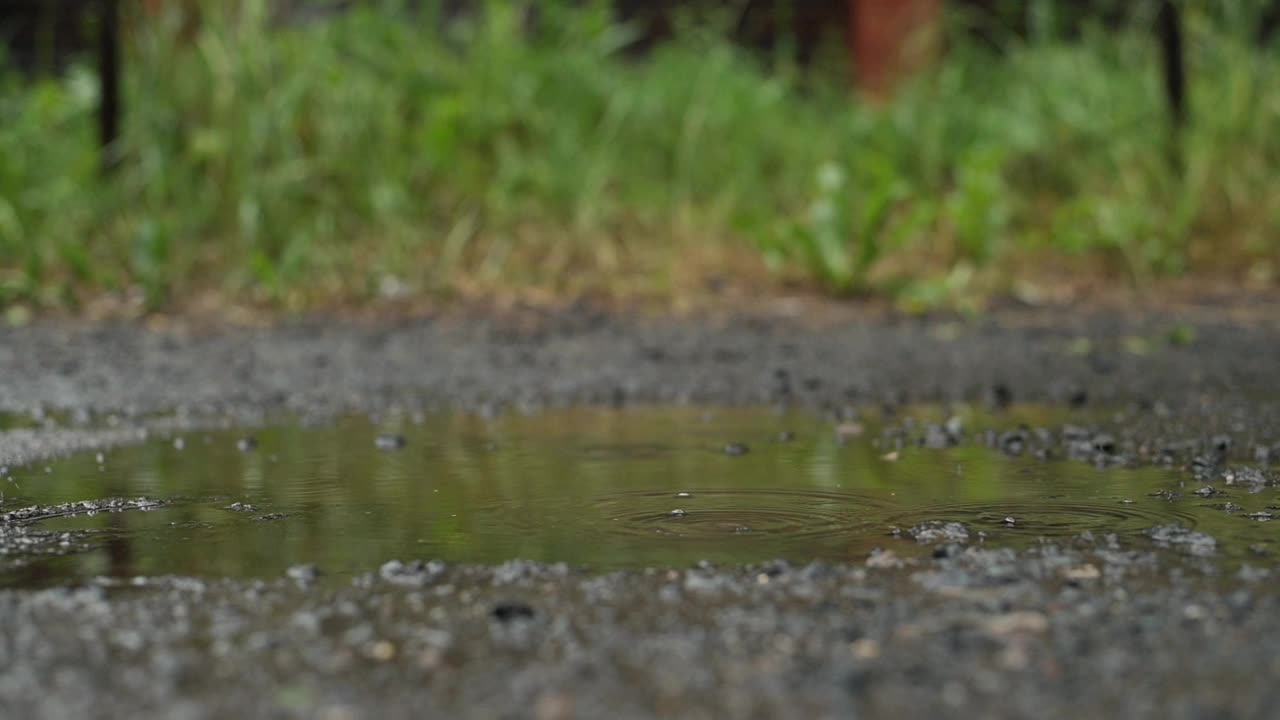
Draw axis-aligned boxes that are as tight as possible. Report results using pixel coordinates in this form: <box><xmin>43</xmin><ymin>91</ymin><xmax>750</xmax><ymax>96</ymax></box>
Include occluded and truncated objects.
<box><xmin>1</xmin><ymin>297</ymin><xmax>1278</xmax><ymax>718</ymax></box>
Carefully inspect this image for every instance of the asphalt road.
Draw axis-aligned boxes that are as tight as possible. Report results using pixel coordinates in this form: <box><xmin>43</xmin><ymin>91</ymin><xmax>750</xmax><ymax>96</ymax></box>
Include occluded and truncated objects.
<box><xmin>0</xmin><ymin>300</ymin><xmax>1277</xmax><ymax>719</ymax></box>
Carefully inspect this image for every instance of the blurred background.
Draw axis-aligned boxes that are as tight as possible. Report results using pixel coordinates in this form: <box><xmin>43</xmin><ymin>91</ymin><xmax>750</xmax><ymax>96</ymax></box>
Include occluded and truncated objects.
<box><xmin>1</xmin><ymin>0</ymin><xmax>1277</xmax><ymax>317</ymax></box>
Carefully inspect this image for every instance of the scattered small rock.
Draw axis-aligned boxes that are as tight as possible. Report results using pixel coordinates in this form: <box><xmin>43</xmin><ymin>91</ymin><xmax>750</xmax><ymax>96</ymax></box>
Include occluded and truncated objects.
<box><xmin>1237</xmin><ymin>565</ymin><xmax>1271</xmax><ymax>583</ymax></box>
<box><xmin>722</xmin><ymin>443</ymin><xmax>749</xmax><ymax>456</ymax></box>
<box><xmin>866</xmin><ymin>548</ymin><xmax>903</xmax><ymax>568</ymax></box>
<box><xmin>379</xmin><ymin>559</ymin><xmax>446</xmax><ymax>587</ymax></box>
<box><xmin>286</xmin><ymin>564</ymin><xmax>321</xmax><ymax>584</ymax></box>
<box><xmin>835</xmin><ymin>422</ymin><xmax>865</xmax><ymax>443</ymax></box>
<box><xmin>983</xmin><ymin>611</ymin><xmax>1049</xmax><ymax>637</ymax></box>
<box><xmin>375</xmin><ymin>433</ymin><xmax>407</xmax><ymax>450</ymax></box>
<box><xmin>236</xmin><ymin>437</ymin><xmax>258</xmax><ymax>452</ymax></box>
<box><xmin>682</xmin><ymin>572</ymin><xmax>725</xmax><ymax>594</ymax></box>
<box><xmin>990</xmin><ymin>384</ymin><xmax>1013</xmax><ymax>409</ymax></box>
<box><xmin>1091</xmin><ymin>433</ymin><xmax>1117</xmax><ymax>456</ymax></box>
<box><xmin>998</xmin><ymin>430</ymin><xmax>1026</xmax><ymax>456</ymax></box>
<box><xmin>1210</xmin><ymin>434</ymin><xmax>1233</xmax><ymax>456</ymax></box>
<box><xmin>850</xmin><ymin>638</ymin><xmax>881</xmax><ymax>660</ymax></box>
<box><xmin>491</xmin><ymin>602</ymin><xmax>536</xmax><ymax>622</ymax></box>
<box><xmin>922</xmin><ymin>424</ymin><xmax>953</xmax><ymax>449</ymax></box>
<box><xmin>1063</xmin><ymin>564</ymin><xmax>1101</xmax><ymax>581</ymax></box>
<box><xmin>1147</xmin><ymin>524</ymin><xmax>1217</xmax><ymax>556</ymax></box>
<box><xmin>1222</xmin><ymin>467</ymin><xmax>1276</xmax><ymax>493</ymax></box>
<box><xmin>2</xmin><ymin>498</ymin><xmax>163</xmax><ymax>524</ymax></box>
<box><xmin>906</xmin><ymin>521</ymin><xmax>970</xmax><ymax>545</ymax></box>
<box><xmin>932</xmin><ymin>543</ymin><xmax>964</xmax><ymax>559</ymax></box>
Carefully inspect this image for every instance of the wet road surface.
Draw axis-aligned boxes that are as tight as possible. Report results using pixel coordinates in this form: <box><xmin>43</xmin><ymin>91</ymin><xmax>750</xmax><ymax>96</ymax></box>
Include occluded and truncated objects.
<box><xmin>0</xmin><ymin>301</ymin><xmax>1278</xmax><ymax>718</ymax></box>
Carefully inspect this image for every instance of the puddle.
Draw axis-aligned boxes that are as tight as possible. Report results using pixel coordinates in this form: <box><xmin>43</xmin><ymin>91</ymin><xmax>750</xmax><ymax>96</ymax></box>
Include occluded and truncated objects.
<box><xmin>1</xmin><ymin>406</ymin><xmax>1276</xmax><ymax>585</ymax></box>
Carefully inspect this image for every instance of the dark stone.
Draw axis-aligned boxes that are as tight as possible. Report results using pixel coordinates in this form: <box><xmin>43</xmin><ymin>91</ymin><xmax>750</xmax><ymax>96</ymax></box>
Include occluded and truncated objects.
<box><xmin>491</xmin><ymin>602</ymin><xmax>536</xmax><ymax>622</ymax></box>
<box><xmin>991</xmin><ymin>384</ymin><xmax>1013</xmax><ymax>409</ymax></box>
<box><xmin>1211</xmin><ymin>434</ymin><xmax>1233</xmax><ymax>455</ymax></box>
<box><xmin>1091</xmin><ymin>433</ymin><xmax>1117</xmax><ymax>455</ymax></box>
<box><xmin>998</xmin><ymin>430</ymin><xmax>1027</xmax><ymax>456</ymax></box>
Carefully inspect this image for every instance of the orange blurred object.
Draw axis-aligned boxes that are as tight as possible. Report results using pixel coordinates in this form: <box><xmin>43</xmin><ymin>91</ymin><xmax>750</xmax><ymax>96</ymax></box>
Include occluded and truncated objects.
<box><xmin>849</xmin><ymin>0</ymin><xmax>942</xmax><ymax>100</ymax></box>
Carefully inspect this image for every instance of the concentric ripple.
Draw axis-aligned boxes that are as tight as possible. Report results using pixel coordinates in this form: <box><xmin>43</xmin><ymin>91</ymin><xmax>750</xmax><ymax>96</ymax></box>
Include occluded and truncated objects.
<box><xmin>592</xmin><ymin>488</ymin><xmax>895</xmax><ymax>541</ymax></box>
<box><xmin>9</xmin><ymin>405</ymin><xmax>1271</xmax><ymax>582</ymax></box>
<box><xmin>884</xmin><ymin>501</ymin><xmax>1200</xmax><ymax>540</ymax></box>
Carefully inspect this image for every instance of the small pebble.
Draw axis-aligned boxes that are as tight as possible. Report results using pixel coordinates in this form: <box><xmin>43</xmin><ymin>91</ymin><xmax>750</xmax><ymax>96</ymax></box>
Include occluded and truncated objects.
<box><xmin>236</xmin><ymin>437</ymin><xmax>258</xmax><ymax>452</ymax></box>
<box><xmin>991</xmin><ymin>384</ymin><xmax>1013</xmax><ymax>409</ymax></box>
<box><xmin>835</xmin><ymin>422</ymin><xmax>865</xmax><ymax>441</ymax></box>
<box><xmin>375</xmin><ymin>433</ymin><xmax>407</xmax><ymax>451</ymax></box>
<box><xmin>286</xmin><ymin>564</ymin><xmax>322</xmax><ymax>584</ymax></box>
<box><xmin>491</xmin><ymin>602</ymin><xmax>535</xmax><ymax>622</ymax></box>
<box><xmin>722</xmin><ymin>443</ymin><xmax>749</xmax><ymax>456</ymax></box>
<box><xmin>944</xmin><ymin>415</ymin><xmax>964</xmax><ymax>439</ymax></box>
<box><xmin>1092</xmin><ymin>433</ymin><xmax>1117</xmax><ymax>455</ymax></box>
<box><xmin>368</xmin><ymin>641</ymin><xmax>397</xmax><ymax>662</ymax></box>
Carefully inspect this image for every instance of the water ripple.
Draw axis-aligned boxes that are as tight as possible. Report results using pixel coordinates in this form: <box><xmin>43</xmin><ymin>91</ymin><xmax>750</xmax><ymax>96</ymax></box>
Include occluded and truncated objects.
<box><xmin>883</xmin><ymin>501</ymin><xmax>1200</xmax><ymax>540</ymax></box>
<box><xmin>592</xmin><ymin>488</ymin><xmax>895</xmax><ymax>541</ymax></box>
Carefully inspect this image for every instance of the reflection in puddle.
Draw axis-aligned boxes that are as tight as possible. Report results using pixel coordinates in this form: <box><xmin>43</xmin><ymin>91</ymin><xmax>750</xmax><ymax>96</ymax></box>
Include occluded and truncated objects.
<box><xmin>0</xmin><ymin>405</ymin><xmax>1276</xmax><ymax>585</ymax></box>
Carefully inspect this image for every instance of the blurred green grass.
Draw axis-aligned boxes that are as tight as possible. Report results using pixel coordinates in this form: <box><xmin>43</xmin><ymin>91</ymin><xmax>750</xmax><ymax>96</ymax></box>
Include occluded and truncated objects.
<box><xmin>0</xmin><ymin>0</ymin><xmax>1276</xmax><ymax>314</ymax></box>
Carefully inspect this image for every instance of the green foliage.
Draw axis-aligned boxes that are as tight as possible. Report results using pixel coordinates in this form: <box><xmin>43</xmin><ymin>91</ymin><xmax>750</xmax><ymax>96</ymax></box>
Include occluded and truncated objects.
<box><xmin>748</xmin><ymin>160</ymin><xmax>907</xmax><ymax>294</ymax></box>
<box><xmin>0</xmin><ymin>0</ymin><xmax>1275</xmax><ymax>311</ymax></box>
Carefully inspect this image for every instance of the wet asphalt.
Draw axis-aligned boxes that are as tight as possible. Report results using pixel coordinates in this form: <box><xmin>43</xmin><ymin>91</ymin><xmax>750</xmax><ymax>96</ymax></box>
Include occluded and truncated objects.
<box><xmin>0</xmin><ymin>300</ymin><xmax>1278</xmax><ymax>718</ymax></box>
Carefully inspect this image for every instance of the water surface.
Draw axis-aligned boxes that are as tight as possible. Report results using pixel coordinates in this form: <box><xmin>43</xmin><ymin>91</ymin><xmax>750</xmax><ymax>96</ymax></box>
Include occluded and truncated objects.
<box><xmin>1</xmin><ymin>406</ymin><xmax>1274</xmax><ymax>585</ymax></box>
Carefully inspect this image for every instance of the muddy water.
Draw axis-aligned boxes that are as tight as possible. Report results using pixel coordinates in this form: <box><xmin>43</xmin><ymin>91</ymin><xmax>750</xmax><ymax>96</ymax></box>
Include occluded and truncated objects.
<box><xmin>1</xmin><ymin>406</ymin><xmax>1274</xmax><ymax>585</ymax></box>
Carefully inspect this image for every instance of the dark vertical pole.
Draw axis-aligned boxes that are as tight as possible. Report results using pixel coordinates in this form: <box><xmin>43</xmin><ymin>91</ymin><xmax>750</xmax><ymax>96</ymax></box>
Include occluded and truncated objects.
<box><xmin>99</xmin><ymin>0</ymin><xmax>122</xmax><ymax>173</ymax></box>
<box><xmin>1157</xmin><ymin>0</ymin><xmax>1186</xmax><ymax>128</ymax></box>
<box><xmin>1257</xmin><ymin>2</ymin><xmax>1280</xmax><ymax>46</ymax></box>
